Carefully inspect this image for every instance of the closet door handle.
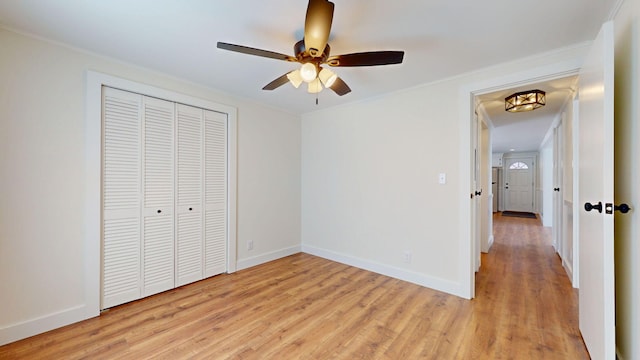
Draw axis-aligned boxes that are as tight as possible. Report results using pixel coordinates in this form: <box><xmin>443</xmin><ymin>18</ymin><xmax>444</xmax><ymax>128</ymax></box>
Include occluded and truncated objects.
<box><xmin>157</xmin><ymin>209</ymin><xmax>162</xmax><ymax>214</ymax></box>
<box><xmin>189</xmin><ymin>207</ymin><xmax>193</xmax><ymax>211</ymax></box>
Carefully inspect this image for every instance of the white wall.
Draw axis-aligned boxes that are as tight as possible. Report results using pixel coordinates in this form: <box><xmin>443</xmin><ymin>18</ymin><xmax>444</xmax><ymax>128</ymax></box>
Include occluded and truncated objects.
<box><xmin>301</xmin><ymin>44</ymin><xmax>589</xmax><ymax>298</ymax></box>
<box><xmin>0</xmin><ymin>28</ymin><xmax>301</xmax><ymax>344</ymax></box>
<box><xmin>235</xmin><ymin>103</ymin><xmax>302</xmax><ymax>269</ymax></box>
<box><xmin>613</xmin><ymin>1</ymin><xmax>640</xmax><ymax>358</ymax></box>
<box><xmin>301</xmin><ymin>83</ymin><xmax>462</xmax><ymax>293</ymax></box>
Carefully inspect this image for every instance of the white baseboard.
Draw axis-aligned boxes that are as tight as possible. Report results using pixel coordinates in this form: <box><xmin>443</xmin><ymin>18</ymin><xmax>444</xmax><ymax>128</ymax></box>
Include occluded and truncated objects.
<box><xmin>301</xmin><ymin>245</ymin><xmax>462</xmax><ymax>298</ymax></box>
<box><xmin>235</xmin><ymin>245</ymin><xmax>302</xmax><ymax>271</ymax></box>
<box><xmin>0</xmin><ymin>304</ymin><xmax>95</xmax><ymax>346</ymax></box>
<box><xmin>562</xmin><ymin>258</ymin><xmax>575</xmax><ymax>288</ymax></box>
<box><xmin>481</xmin><ymin>235</ymin><xmax>494</xmax><ymax>253</ymax></box>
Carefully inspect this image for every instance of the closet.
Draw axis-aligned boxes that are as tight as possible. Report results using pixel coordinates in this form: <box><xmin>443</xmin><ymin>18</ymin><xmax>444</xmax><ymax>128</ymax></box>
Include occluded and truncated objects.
<box><xmin>101</xmin><ymin>87</ymin><xmax>228</xmax><ymax>309</ymax></box>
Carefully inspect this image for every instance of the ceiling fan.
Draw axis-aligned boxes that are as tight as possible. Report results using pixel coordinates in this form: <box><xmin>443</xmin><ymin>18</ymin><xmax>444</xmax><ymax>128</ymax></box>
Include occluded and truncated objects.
<box><xmin>217</xmin><ymin>0</ymin><xmax>405</xmax><ymax>97</ymax></box>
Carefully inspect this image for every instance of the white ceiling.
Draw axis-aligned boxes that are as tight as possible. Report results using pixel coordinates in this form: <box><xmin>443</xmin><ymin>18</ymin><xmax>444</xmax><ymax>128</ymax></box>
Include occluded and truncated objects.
<box><xmin>0</xmin><ymin>0</ymin><xmax>617</xmax><ymax>116</ymax></box>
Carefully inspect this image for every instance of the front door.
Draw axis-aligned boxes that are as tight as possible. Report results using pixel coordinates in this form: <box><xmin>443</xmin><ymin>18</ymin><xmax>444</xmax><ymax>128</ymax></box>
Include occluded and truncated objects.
<box><xmin>504</xmin><ymin>157</ymin><xmax>534</xmax><ymax>212</ymax></box>
<box><xmin>577</xmin><ymin>21</ymin><xmax>615</xmax><ymax>360</ymax></box>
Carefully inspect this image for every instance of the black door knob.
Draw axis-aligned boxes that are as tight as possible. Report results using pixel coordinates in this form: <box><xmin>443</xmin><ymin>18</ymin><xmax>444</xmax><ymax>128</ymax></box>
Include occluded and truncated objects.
<box><xmin>554</xmin><ymin>187</ymin><xmax>560</xmax><ymax>192</ymax></box>
<box><xmin>584</xmin><ymin>201</ymin><xmax>603</xmax><ymax>213</ymax></box>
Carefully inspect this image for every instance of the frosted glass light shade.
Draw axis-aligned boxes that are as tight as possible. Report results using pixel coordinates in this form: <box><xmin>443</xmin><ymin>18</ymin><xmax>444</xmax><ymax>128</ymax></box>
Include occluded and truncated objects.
<box><xmin>287</xmin><ymin>70</ymin><xmax>303</xmax><ymax>88</ymax></box>
<box><xmin>307</xmin><ymin>78</ymin><xmax>323</xmax><ymax>93</ymax></box>
<box><xmin>300</xmin><ymin>63</ymin><xmax>317</xmax><ymax>83</ymax></box>
<box><xmin>318</xmin><ymin>68</ymin><xmax>337</xmax><ymax>88</ymax></box>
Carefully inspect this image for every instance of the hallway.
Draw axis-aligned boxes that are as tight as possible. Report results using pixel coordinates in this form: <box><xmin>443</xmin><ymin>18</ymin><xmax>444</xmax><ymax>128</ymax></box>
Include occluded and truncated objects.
<box><xmin>472</xmin><ymin>213</ymin><xmax>589</xmax><ymax>358</ymax></box>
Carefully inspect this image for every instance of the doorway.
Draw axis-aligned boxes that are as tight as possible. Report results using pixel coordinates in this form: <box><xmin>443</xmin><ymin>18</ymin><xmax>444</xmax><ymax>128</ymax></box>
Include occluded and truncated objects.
<box><xmin>459</xmin><ymin>61</ymin><xmax>581</xmax><ymax>299</ymax></box>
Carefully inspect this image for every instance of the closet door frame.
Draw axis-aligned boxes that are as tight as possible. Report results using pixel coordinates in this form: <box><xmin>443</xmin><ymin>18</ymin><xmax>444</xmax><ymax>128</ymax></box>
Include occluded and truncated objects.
<box><xmin>85</xmin><ymin>71</ymin><xmax>237</xmax><ymax>316</ymax></box>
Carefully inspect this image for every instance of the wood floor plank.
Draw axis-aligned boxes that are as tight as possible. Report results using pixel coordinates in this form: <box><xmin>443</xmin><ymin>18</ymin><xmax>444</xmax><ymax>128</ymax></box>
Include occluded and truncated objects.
<box><xmin>0</xmin><ymin>213</ymin><xmax>590</xmax><ymax>359</ymax></box>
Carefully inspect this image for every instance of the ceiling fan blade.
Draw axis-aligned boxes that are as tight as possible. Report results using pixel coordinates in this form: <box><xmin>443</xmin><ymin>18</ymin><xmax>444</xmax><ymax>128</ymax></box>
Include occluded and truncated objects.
<box><xmin>304</xmin><ymin>0</ymin><xmax>334</xmax><ymax>57</ymax></box>
<box><xmin>329</xmin><ymin>77</ymin><xmax>351</xmax><ymax>96</ymax></box>
<box><xmin>326</xmin><ymin>51</ymin><xmax>405</xmax><ymax>67</ymax></box>
<box><xmin>262</xmin><ymin>73</ymin><xmax>291</xmax><ymax>91</ymax></box>
<box><xmin>217</xmin><ymin>42</ymin><xmax>296</xmax><ymax>62</ymax></box>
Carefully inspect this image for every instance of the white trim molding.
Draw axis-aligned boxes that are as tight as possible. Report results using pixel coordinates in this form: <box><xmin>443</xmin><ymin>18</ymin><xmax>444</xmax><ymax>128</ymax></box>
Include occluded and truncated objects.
<box><xmin>302</xmin><ymin>245</ymin><xmax>463</xmax><ymax>298</ymax></box>
<box><xmin>236</xmin><ymin>246</ymin><xmax>302</xmax><ymax>271</ymax></box>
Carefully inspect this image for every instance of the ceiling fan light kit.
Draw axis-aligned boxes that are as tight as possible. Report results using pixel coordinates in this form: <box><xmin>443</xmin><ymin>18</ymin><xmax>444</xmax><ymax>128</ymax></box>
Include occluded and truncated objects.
<box><xmin>308</xmin><ymin>78</ymin><xmax>323</xmax><ymax>94</ymax></box>
<box><xmin>505</xmin><ymin>89</ymin><xmax>546</xmax><ymax>112</ymax></box>
<box><xmin>217</xmin><ymin>0</ymin><xmax>405</xmax><ymax>98</ymax></box>
<box><xmin>318</xmin><ymin>68</ymin><xmax>337</xmax><ymax>87</ymax></box>
<box><xmin>286</xmin><ymin>70</ymin><xmax>303</xmax><ymax>88</ymax></box>
<box><xmin>300</xmin><ymin>62</ymin><xmax>318</xmax><ymax>82</ymax></box>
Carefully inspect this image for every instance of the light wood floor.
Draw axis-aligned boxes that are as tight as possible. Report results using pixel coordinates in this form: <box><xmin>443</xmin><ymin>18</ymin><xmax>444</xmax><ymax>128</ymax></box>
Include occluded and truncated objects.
<box><xmin>0</xmin><ymin>213</ymin><xmax>589</xmax><ymax>359</ymax></box>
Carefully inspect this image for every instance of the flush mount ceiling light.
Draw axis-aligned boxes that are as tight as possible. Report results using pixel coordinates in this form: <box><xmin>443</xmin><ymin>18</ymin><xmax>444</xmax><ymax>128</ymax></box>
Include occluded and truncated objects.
<box><xmin>505</xmin><ymin>89</ymin><xmax>546</xmax><ymax>112</ymax></box>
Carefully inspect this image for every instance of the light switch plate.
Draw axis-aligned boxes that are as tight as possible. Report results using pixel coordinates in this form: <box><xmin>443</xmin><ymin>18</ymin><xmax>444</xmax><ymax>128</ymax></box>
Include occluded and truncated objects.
<box><xmin>438</xmin><ymin>173</ymin><xmax>446</xmax><ymax>184</ymax></box>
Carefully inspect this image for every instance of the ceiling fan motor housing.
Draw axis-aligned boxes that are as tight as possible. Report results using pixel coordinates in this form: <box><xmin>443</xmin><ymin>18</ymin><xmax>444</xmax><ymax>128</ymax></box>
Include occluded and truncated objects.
<box><xmin>295</xmin><ymin>39</ymin><xmax>330</xmax><ymax>66</ymax></box>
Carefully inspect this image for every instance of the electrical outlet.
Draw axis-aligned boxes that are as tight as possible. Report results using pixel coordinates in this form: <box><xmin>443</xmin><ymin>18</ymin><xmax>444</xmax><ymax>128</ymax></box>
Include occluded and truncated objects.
<box><xmin>247</xmin><ymin>240</ymin><xmax>254</xmax><ymax>251</ymax></box>
<box><xmin>403</xmin><ymin>251</ymin><xmax>412</xmax><ymax>264</ymax></box>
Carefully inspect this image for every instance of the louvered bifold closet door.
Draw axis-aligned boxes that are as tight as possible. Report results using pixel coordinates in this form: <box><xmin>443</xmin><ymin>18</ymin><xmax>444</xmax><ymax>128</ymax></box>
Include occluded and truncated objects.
<box><xmin>102</xmin><ymin>87</ymin><xmax>142</xmax><ymax>309</ymax></box>
<box><xmin>176</xmin><ymin>104</ymin><xmax>204</xmax><ymax>286</ymax></box>
<box><xmin>141</xmin><ymin>97</ymin><xmax>175</xmax><ymax>296</ymax></box>
<box><xmin>204</xmin><ymin>110</ymin><xmax>227</xmax><ymax>276</ymax></box>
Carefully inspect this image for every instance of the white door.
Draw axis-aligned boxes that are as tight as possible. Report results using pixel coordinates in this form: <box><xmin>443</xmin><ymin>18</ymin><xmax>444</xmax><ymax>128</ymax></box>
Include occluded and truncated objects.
<box><xmin>578</xmin><ymin>21</ymin><xmax>615</xmax><ymax>360</ymax></box>
<box><xmin>141</xmin><ymin>97</ymin><xmax>175</xmax><ymax>297</ymax></box>
<box><xmin>101</xmin><ymin>87</ymin><xmax>142</xmax><ymax>309</ymax></box>
<box><xmin>504</xmin><ymin>157</ymin><xmax>534</xmax><ymax>212</ymax></box>
<box><xmin>176</xmin><ymin>104</ymin><xmax>204</xmax><ymax>287</ymax></box>
<box><xmin>471</xmin><ymin>113</ymin><xmax>480</xmax><ymax>273</ymax></box>
<box><xmin>203</xmin><ymin>110</ymin><xmax>228</xmax><ymax>277</ymax></box>
<box><xmin>553</xmin><ymin>123</ymin><xmax>564</xmax><ymax>255</ymax></box>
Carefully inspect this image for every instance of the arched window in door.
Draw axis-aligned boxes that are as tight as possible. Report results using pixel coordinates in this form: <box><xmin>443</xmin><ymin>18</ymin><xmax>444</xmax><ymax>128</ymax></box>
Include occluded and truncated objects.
<box><xmin>509</xmin><ymin>161</ymin><xmax>529</xmax><ymax>170</ymax></box>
